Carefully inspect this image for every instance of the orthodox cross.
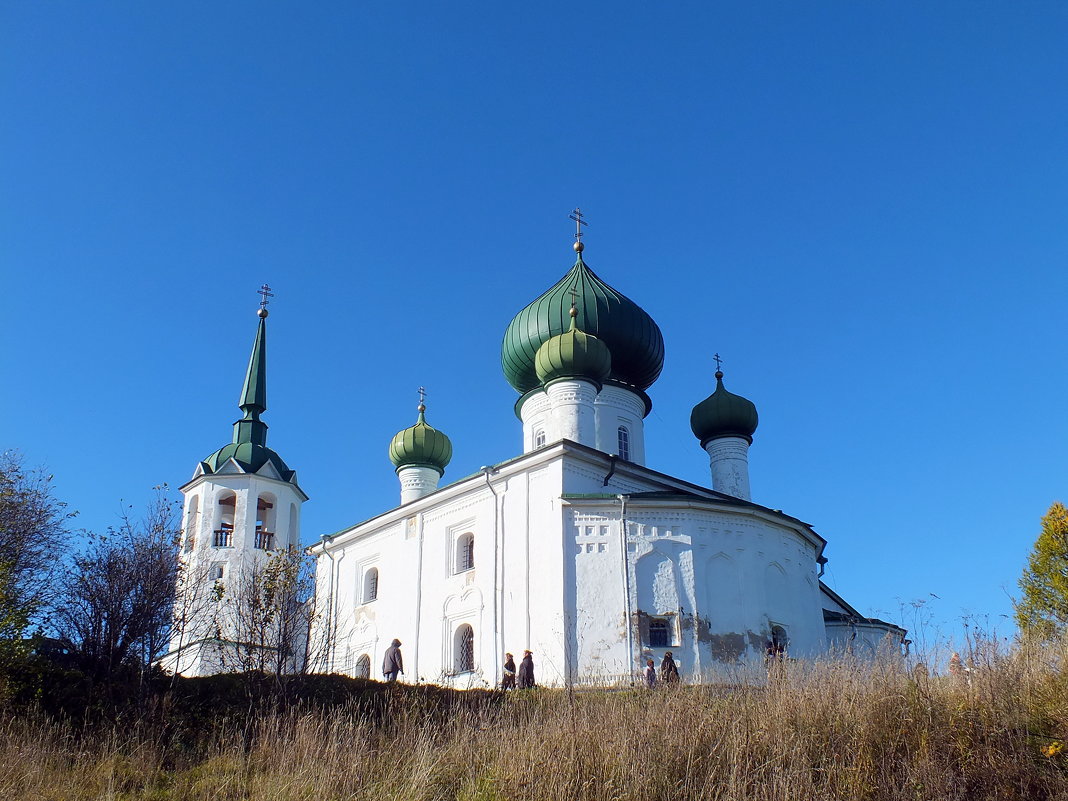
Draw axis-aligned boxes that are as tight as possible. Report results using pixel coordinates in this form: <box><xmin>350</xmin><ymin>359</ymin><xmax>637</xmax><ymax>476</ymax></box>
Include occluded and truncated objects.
<box><xmin>568</xmin><ymin>207</ymin><xmax>588</xmax><ymax>244</ymax></box>
<box><xmin>713</xmin><ymin>353</ymin><xmax>723</xmax><ymax>371</ymax></box>
<box><xmin>418</xmin><ymin>386</ymin><xmax>427</xmax><ymax>406</ymax></box>
<box><xmin>258</xmin><ymin>283</ymin><xmax>274</xmax><ymax>310</ymax></box>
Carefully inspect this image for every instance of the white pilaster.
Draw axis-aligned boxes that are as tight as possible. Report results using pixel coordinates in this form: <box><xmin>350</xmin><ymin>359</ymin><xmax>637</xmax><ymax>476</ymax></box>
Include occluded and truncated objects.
<box><xmin>704</xmin><ymin>436</ymin><xmax>751</xmax><ymax>501</ymax></box>
<box><xmin>398</xmin><ymin>465</ymin><xmax>441</xmax><ymax>504</ymax></box>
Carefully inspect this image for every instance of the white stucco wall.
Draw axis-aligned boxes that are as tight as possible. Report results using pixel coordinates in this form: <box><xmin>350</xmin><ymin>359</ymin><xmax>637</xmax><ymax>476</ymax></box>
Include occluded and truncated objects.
<box><xmin>313</xmin><ymin>453</ymin><xmax>574</xmax><ymax>688</ymax></box>
<box><xmin>519</xmin><ymin>385</ymin><xmax>647</xmax><ymax>466</ymax></box>
<box><xmin>704</xmin><ymin>436</ymin><xmax>752</xmax><ymax>501</ymax></box>
<box><xmin>312</xmin><ymin>442</ymin><xmax>832</xmax><ymax>688</ymax></box>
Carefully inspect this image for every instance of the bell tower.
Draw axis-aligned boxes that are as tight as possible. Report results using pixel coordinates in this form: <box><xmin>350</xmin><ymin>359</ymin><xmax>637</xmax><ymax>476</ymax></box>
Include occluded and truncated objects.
<box><xmin>161</xmin><ymin>286</ymin><xmax>308</xmax><ymax>677</ymax></box>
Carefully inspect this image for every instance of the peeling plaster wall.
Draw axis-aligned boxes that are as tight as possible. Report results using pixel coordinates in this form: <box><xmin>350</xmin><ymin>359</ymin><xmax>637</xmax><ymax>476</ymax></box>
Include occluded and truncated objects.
<box><xmin>562</xmin><ymin>454</ymin><xmax>826</xmax><ymax>683</ymax></box>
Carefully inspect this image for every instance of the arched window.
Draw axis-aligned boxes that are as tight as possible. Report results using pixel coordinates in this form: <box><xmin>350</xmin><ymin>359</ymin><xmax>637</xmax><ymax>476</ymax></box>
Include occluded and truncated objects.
<box><xmin>648</xmin><ymin>617</ymin><xmax>671</xmax><ymax>648</ymax></box>
<box><xmin>455</xmin><ymin>533</ymin><xmax>474</xmax><ymax>573</ymax></box>
<box><xmin>213</xmin><ymin>491</ymin><xmax>236</xmax><ymax>547</ymax></box>
<box><xmin>617</xmin><ymin>426</ymin><xmax>631</xmax><ymax>461</ymax></box>
<box><xmin>454</xmin><ymin>624</ymin><xmax>475</xmax><ymax>673</ymax></box>
<box><xmin>255</xmin><ymin>494</ymin><xmax>276</xmax><ymax>550</ymax></box>
<box><xmin>354</xmin><ymin>654</ymin><xmax>371</xmax><ymax>679</ymax></box>
<box><xmin>363</xmin><ymin>567</ymin><xmax>379</xmax><ymax>603</ymax></box>
<box><xmin>183</xmin><ymin>496</ymin><xmax>199</xmax><ymax>552</ymax></box>
<box><xmin>533</xmin><ymin>429</ymin><xmax>546</xmax><ymax>448</ymax></box>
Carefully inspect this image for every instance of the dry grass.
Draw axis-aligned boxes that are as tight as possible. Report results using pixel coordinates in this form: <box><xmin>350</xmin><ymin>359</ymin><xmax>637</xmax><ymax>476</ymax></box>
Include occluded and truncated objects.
<box><xmin>5</xmin><ymin>641</ymin><xmax>1068</xmax><ymax>801</ymax></box>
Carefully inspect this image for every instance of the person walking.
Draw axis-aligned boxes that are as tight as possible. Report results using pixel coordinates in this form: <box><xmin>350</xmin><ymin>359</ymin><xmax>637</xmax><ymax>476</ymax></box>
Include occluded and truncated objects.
<box><xmin>644</xmin><ymin>658</ymin><xmax>657</xmax><ymax>688</ymax></box>
<box><xmin>382</xmin><ymin>638</ymin><xmax>404</xmax><ymax>682</ymax></box>
<box><xmin>660</xmin><ymin>651</ymin><xmax>680</xmax><ymax>684</ymax></box>
<box><xmin>501</xmin><ymin>652</ymin><xmax>517</xmax><ymax>690</ymax></box>
<box><xmin>517</xmin><ymin>649</ymin><xmax>536</xmax><ymax>689</ymax></box>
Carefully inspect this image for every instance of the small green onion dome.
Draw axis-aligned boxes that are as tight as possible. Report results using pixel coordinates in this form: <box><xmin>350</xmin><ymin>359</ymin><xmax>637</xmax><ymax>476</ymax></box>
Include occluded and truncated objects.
<box><xmin>389</xmin><ymin>404</ymin><xmax>453</xmax><ymax>475</ymax></box>
<box><xmin>535</xmin><ymin>307</ymin><xmax>612</xmax><ymax>388</ymax></box>
<box><xmin>502</xmin><ymin>253</ymin><xmax>664</xmax><ymax>393</ymax></box>
<box><xmin>690</xmin><ymin>370</ymin><xmax>759</xmax><ymax>446</ymax></box>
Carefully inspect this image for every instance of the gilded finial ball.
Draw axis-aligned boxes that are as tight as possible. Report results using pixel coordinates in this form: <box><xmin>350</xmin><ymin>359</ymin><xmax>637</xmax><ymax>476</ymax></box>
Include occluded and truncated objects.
<box><xmin>257</xmin><ymin>308</ymin><xmax>269</xmax><ymax>318</ymax></box>
<box><xmin>573</xmin><ymin>240</ymin><xmax>584</xmax><ymax>253</ymax></box>
<box><xmin>569</xmin><ymin>305</ymin><xmax>578</xmax><ymax>318</ymax></box>
<box><xmin>418</xmin><ymin>403</ymin><xmax>426</xmax><ymax>413</ymax></box>
<box><xmin>715</xmin><ymin>370</ymin><xmax>723</xmax><ymax>380</ymax></box>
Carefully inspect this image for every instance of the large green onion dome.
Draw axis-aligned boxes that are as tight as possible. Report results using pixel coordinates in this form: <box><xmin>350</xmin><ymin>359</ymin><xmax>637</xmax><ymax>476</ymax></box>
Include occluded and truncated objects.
<box><xmin>535</xmin><ymin>305</ymin><xmax>612</xmax><ymax>388</ymax></box>
<box><xmin>502</xmin><ymin>252</ymin><xmax>664</xmax><ymax>394</ymax></box>
<box><xmin>389</xmin><ymin>403</ymin><xmax>453</xmax><ymax>475</ymax></box>
<box><xmin>690</xmin><ymin>370</ymin><xmax>759</xmax><ymax>446</ymax></box>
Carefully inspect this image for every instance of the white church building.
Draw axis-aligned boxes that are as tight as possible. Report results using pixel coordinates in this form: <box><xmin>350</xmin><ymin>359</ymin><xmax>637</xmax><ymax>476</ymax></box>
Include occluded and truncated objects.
<box><xmin>164</xmin><ymin>227</ymin><xmax>905</xmax><ymax>686</ymax></box>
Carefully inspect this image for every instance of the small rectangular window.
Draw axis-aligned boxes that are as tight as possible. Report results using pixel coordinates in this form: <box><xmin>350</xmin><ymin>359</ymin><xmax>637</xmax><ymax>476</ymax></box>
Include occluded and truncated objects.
<box><xmin>647</xmin><ymin>617</ymin><xmax>672</xmax><ymax>648</ymax></box>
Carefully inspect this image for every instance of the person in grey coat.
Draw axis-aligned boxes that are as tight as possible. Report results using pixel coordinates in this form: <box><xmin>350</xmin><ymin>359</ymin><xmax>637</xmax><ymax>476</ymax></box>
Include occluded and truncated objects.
<box><xmin>382</xmin><ymin>638</ymin><xmax>403</xmax><ymax>682</ymax></box>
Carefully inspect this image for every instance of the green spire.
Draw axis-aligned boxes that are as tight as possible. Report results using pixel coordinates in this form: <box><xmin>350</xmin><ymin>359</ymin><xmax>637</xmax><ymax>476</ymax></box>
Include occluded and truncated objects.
<box><xmin>201</xmin><ymin>293</ymin><xmax>296</xmax><ymax>482</ymax></box>
<box><xmin>232</xmin><ymin>309</ymin><xmax>269</xmax><ymax>447</ymax></box>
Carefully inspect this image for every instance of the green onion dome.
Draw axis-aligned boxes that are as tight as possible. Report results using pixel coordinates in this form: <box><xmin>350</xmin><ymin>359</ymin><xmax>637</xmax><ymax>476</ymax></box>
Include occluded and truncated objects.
<box><xmin>502</xmin><ymin>253</ymin><xmax>664</xmax><ymax>394</ymax></box>
<box><xmin>389</xmin><ymin>404</ymin><xmax>453</xmax><ymax>475</ymax></box>
<box><xmin>535</xmin><ymin>306</ymin><xmax>612</xmax><ymax>388</ymax></box>
<box><xmin>690</xmin><ymin>370</ymin><xmax>759</xmax><ymax>446</ymax></box>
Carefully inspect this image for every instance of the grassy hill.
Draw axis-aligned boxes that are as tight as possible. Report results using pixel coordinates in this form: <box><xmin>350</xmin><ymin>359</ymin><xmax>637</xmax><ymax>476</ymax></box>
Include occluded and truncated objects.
<box><xmin>3</xmin><ymin>640</ymin><xmax>1067</xmax><ymax>800</ymax></box>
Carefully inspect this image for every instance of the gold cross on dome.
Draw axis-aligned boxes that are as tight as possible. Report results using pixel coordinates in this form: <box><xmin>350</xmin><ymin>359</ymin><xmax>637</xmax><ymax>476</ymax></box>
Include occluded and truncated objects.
<box><xmin>568</xmin><ymin>207</ymin><xmax>588</xmax><ymax>243</ymax></box>
<box><xmin>713</xmin><ymin>353</ymin><xmax>723</xmax><ymax>371</ymax></box>
<box><xmin>258</xmin><ymin>283</ymin><xmax>274</xmax><ymax>310</ymax></box>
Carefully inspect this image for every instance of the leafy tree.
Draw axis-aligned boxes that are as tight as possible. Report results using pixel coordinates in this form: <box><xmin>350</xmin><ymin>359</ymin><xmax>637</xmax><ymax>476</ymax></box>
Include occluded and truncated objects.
<box><xmin>0</xmin><ymin>452</ymin><xmax>73</xmax><ymax>647</ymax></box>
<box><xmin>1017</xmin><ymin>501</ymin><xmax>1068</xmax><ymax>638</ymax></box>
<box><xmin>214</xmin><ymin>546</ymin><xmax>319</xmax><ymax>683</ymax></box>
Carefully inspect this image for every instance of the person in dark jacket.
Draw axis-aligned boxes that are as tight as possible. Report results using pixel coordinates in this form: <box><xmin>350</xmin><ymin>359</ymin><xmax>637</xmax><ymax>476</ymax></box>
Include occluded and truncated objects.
<box><xmin>660</xmin><ymin>651</ymin><xmax>680</xmax><ymax>684</ymax></box>
<box><xmin>382</xmin><ymin>638</ymin><xmax>403</xmax><ymax>682</ymax></box>
<box><xmin>517</xmin><ymin>650</ymin><xmax>535</xmax><ymax>689</ymax></box>
<box><xmin>501</xmin><ymin>652</ymin><xmax>517</xmax><ymax>690</ymax></box>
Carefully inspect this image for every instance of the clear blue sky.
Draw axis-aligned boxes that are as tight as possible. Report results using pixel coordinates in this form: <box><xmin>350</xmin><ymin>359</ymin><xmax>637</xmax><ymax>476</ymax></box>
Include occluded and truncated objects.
<box><xmin>3</xmin><ymin>2</ymin><xmax>1066</xmax><ymax>644</ymax></box>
